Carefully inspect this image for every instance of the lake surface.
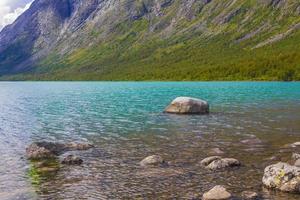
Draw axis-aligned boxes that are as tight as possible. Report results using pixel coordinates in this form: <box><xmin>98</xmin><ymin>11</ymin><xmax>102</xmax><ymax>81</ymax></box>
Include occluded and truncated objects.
<box><xmin>0</xmin><ymin>82</ymin><xmax>300</xmax><ymax>200</ymax></box>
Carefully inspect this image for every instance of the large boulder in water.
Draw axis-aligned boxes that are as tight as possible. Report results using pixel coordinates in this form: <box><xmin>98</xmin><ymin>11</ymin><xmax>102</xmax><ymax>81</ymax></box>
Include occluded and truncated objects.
<box><xmin>262</xmin><ymin>162</ymin><xmax>300</xmax><ymax>193</ymax></box>
<box><xmin>164</xmin><ymin>97</ymin><xmax>209</xmax><ymax>114</ymax></box>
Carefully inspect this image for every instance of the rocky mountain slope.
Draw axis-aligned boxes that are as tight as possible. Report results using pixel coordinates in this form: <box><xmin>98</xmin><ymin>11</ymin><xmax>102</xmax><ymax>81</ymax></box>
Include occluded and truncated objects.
<box><xmin>0</xmin><ymin>0</ymin><xmax>299</xmax><ymax>80</ymax></box>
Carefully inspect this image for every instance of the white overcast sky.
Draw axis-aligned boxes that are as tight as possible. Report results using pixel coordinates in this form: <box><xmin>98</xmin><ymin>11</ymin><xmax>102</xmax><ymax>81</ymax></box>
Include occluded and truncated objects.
<box><xmin>0</xmin><ymin>0</ymin><xmax>33</xmax><ymax>31</ymax></box>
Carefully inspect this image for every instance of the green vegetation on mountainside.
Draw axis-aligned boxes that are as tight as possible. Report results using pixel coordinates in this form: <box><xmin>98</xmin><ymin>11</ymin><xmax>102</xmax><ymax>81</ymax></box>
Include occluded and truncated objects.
<box><xmin>0</xmin><ymin>0</ymin><xmax>299</xmax><ymax>81</ymax></box>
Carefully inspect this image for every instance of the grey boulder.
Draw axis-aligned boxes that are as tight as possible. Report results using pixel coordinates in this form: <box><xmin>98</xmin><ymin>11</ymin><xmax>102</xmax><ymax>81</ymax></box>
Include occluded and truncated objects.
<box><xmin>201</xmin><ymin>156</ymin><xmax>241</xmax><ymax>170</ymax></box>
<box><xmin>262</xmin><ymin>162</ymin><xmax>300</xmax><ymax>193</ymax></box>
<box><xmin>164</xmin><ymin>97</ymin><xmax>209</xmax><ymax>114</ymax></box>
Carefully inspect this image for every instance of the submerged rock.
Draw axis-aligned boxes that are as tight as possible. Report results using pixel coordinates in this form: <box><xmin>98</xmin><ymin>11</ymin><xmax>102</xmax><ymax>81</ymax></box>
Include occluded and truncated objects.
<box><xmin>209</xmin><ymin>148</ymin><xmax>225</xmax><ymax>155</ymax></box>
<box><xmin>61</xmin><ymin>155</ymin><xmax>83</xmax><ymax>165</ymax></box>
<box><xmin>26</xmin><ymin>141</ymin><xmax>93</xmax><ymax>160</ymax></box>
<box><xmin>65</xmin><ymin>142</ymin><xmax>94</xmax><ymax>151</ymax></box>
<box><xmin>183</xmin><ymin>191</ymin><xmax>202</xmax><ymax>200</ymax></box>
<box><xmin>207</xmin><ymin>158</ymin><xmax>241</xmax><ymax>170</ymax></box>
<box><xmin>201</xmin><ymin>156</ymin><xmax>241</xmax><ymax>170</ymax></box>
<box><xmin>262</xmin><ymin>162</ymin><xmax>300</xmax><ymax>193</ymax></box>
<box><xmin>26</xmin><ymin>142</ymin><xmax>62</xmax><ymax>159</ymax></box>
<box><xmin>164</xmin><ymin>97</ymin><xmax>209</xmax><ymax>114</ymax></box>
<box><xmin>140</xmin><ymin>155</ymin><xmax>166</xmax><ymax>167</ymax></box>
<box><xmin>240</xmin><ymin>138</ymin><xmax>263</xmax><ymax>145</ymax></box>
<box><xmin>203</xmin><ymin>185</ymin><xmax>232</xmax><ymax>200</ymax></box>
<box><xmin>200</xmin><ymin>156</ymin><xmax>222</xmax><ymax>166</ymax></box>
<box><xmin>241</xmin><ymin>191</ymin><xmax>258</xmax><ymax>200</ymax></box>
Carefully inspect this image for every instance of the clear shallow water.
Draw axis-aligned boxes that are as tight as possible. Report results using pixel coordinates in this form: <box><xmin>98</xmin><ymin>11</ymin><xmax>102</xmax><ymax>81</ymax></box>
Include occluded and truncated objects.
<box><xmin>0</xmin><ymin>82</ymin><xmax>300</xmax><ymax>199</ymax></box>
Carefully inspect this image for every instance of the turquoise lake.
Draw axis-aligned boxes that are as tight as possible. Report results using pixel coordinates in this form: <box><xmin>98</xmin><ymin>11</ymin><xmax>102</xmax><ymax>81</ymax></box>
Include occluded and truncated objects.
<box><xmin>0</xmin><ymin>82</ymin><xmax>300</xmax><ymax>199</ymax></box>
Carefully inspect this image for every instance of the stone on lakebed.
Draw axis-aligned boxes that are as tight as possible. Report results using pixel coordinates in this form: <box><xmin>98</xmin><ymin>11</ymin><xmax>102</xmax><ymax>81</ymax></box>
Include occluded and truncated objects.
<box><xmin>201</xmin><ymin>156</ymin><xmax>241</xmax><ymax>170</ymax></box>
<box><xmin>140</xmin><ymin>155</ymin><xmax>166</xmax><ymax>167</ymax></box>
<box><xmin>164</xmin><ymin>97</ymin><xmax>209</xmax><ymax>115</ymax></box>
<box><xmin>61</xmin><ymin>155</ymin><xmax>83</xmax><ymax>165</ymax></box>
<box><xmin>26</xmin><ymin>141</ymin><xmax>93</xmax><ymax>160</ymax></box>
<box><xmin>203</xmin><ymin>185</ymin><xmax>232</xmax><ymax>200</ymax></box>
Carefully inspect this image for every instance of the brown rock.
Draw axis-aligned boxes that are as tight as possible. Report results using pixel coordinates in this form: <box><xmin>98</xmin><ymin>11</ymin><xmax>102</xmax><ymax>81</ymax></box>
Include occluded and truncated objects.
<box><xmin>203</xmin><ymin>185</ymin><xmax>232</xmax><ymax>200</ymax></box>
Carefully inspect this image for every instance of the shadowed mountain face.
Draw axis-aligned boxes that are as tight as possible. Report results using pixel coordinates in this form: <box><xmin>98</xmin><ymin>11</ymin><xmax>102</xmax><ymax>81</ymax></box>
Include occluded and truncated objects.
<box><xmin>0</xmin><ymin>0</ymin><xmax>299</xmax><ymax>80</ymax></box>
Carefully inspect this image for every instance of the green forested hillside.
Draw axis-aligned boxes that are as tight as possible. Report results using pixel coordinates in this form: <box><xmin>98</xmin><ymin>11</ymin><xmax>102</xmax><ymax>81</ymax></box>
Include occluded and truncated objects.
<box><xmin>0</xmin><ymin>0</ymin><xmax>299</xmax><ymax>81</ymax></box>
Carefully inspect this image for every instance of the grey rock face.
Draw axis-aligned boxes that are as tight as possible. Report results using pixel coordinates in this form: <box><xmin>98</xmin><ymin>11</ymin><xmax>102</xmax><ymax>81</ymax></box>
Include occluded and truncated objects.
<box><xmin>262</xmin><ymin>162</ymin><xmax>300</xmax><ymax>193</ymax></box>
<box><xmin>0</xmin><ymin>0</ymin><xmax>108</xmax><ymax>74</ymax></box>
<box><xmin>203</xmin><ymin>185</ymin><xmax>232</xmax><ymax>200</ymax></box>
<box><xmin>164</xmin><ymin>97</ymin><xmax>209</xmax><ymax>114</ymax></box>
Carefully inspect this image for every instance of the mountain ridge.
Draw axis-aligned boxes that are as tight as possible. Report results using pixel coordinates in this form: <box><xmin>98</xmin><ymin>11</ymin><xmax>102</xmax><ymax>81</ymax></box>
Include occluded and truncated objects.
<box><xmin>0</xmin><ymin>0</ymin><xmax>300</xmax><ymax>80</ymax></box>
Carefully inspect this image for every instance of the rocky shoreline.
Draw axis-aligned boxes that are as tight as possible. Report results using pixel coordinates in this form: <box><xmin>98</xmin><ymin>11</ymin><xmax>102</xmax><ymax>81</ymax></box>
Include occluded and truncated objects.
<box><xmin>25</xmin><ymin>139</ymin><xmax>300</xmax><ymax>199</ymax></box>
<box><xmin>24</xmin><ymin>97</ymin><xmax>300</xmax><ymax>199</ymax></box>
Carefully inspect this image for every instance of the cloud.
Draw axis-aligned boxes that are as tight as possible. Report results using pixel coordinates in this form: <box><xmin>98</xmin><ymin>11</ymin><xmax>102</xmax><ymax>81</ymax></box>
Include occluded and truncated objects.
<box><xmin>0</xmin><ymin>1</ymin><xmax>33</xmax><ymax>31</ymax></box>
